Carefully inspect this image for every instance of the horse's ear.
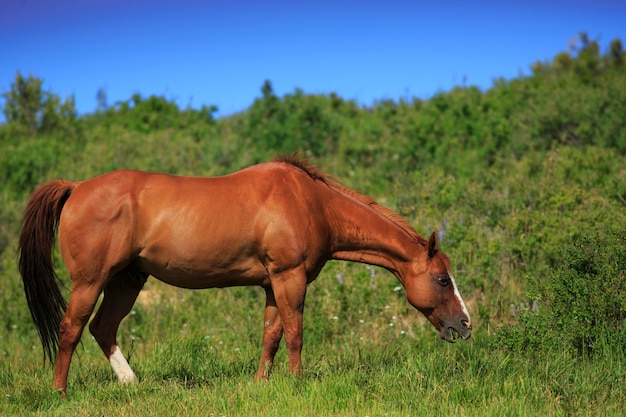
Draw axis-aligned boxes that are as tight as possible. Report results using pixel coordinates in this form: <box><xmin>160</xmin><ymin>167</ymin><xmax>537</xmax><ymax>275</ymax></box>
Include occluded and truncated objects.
<box><xmin>428</xmin><ymin>231</ymin><xmax>438</xmax><ymax>258</ymax></box>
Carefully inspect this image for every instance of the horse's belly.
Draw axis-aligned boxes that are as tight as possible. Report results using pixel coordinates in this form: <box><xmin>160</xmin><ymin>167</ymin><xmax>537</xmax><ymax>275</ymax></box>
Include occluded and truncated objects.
<box><xmin>151</xmin><ymin>270</ymin><xmax>270</xmax><ymax>289</ymax></box>
<box><xmin>135</xmin><ymin>251</ymin><xmax>270</xmax><ymax>289</ymax></box>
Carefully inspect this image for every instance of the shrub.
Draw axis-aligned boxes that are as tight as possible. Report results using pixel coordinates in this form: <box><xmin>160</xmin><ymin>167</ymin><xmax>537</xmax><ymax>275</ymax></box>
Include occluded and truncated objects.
<box><xmin>495</xmin><ymin>230</ymin><xmax>626</xmax><ymax>355</ymax></box>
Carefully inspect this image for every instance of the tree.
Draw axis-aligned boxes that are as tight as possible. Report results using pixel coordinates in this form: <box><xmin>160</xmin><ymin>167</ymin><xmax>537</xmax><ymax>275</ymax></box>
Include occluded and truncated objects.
<box><xmin>610</xmin><ymin>38</ymin><xmax>623</xmax><ymax>66</ymax></box>
<box><xmin>1</xmin><ymin>71</ymin><xmax>77</xmax><ymax>135</ymax></box>
<box><xmin>96</xmin><ymin>87</ymin><xmax>108</xmax><ymax>112</ymax></box>
<box><xmin>2</xmin><ymin>72</ymin><xmax>44</xmax><ymax>134</ymax></box>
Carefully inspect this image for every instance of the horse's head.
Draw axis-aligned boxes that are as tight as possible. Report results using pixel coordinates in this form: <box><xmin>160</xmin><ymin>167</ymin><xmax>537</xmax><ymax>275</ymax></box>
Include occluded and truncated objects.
<box><xmin>403</xmin><ymin>232</ymin><xmax>472</xmax><ymax>342</ymax></box>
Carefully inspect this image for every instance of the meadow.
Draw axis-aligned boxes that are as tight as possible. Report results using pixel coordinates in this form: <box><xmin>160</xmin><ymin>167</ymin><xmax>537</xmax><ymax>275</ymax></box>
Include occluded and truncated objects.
<box><xmin>1</xmin><ymin>36</ymin><xmax>625</xmax><ymax>416</ymax></box>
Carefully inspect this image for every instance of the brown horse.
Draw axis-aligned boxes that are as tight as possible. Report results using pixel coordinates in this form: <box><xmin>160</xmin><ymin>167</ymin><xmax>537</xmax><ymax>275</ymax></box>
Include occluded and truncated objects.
<box><xmin>19</xmin><ymin>157</ymin><xmax>471</xmax><ymax>395</ymax></box>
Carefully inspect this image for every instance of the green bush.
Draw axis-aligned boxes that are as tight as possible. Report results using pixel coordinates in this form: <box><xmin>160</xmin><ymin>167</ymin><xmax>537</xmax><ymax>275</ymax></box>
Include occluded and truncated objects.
<box><xmin>495</xmin><ymin>230</ymin><xmax>626</xmax><ymax>355</ymax></box>
<box><xmin>241</xmin><ymin>82</ymin><xmax>343</xmax><ymax>157</ymax></box>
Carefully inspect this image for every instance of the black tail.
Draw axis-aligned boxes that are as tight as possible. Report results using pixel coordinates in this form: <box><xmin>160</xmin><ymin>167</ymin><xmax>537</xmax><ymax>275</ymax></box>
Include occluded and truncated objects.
<box><xmin>18</xmin><ymin>180</ymin><xmax>74</xmax><ymax>364</ymax></box>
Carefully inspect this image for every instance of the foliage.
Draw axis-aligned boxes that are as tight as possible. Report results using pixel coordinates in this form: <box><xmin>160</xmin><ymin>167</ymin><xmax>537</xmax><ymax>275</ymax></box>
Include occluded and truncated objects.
<box><xmin>496</xmin><ymin>231</ymin><xmax>626</xmax><ymax>355</ymax></box>
<box><xmin>90</xmin><ymin>93</ymin><xmax>218</xmax><ymax>133</ymax></box>
<box><xmin>241</xmin><ymin>80</ymin><xmax>344</xmax><ymax>157</ymax></box>
<box><xmin>1</xmin><ymin>71</ymin><xmax>77</xmax><ymax>136</ymax></box>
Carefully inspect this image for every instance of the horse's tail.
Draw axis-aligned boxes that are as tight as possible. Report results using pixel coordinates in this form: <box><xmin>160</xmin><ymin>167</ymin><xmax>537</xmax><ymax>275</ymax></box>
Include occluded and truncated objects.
<box><xmin>19</xmin><ymin>180</ymin><xmax>75</xmax><ymax>364</ymax></box>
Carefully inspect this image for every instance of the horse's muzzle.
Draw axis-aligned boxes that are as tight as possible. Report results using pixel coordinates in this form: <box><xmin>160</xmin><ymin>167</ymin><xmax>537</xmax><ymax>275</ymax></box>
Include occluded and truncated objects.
<box><xmin>441</xmin><ymin>318</ymin><xmax>472</xmax><ymax>343</ymax></box>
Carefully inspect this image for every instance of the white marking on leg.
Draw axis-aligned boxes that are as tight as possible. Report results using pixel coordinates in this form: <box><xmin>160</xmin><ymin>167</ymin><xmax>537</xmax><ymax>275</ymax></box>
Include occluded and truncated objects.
<box><xmin>449</xmin><ymin>273</ymin><xmax>471</xmax><ymax>320</ymax></box>
<box><xmin>109</xmin><ymin>345</ymin><xmax>136</xmax><ymax>384</ymax></box>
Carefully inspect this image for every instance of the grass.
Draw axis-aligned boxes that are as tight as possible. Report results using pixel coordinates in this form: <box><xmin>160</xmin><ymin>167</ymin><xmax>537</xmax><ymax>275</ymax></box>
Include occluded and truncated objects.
<box><xmin>1</xmin><ymin>267</ymin><xmax>625</xmax><ymax>416</ymax></box>
<box><xmin>2</xmin><ymin>329</ymin><xmax>624</xmax><ymax>416</ymax></box>
<box><xmin>2</xmin><ymin>215</ymin><xmax>626</xmax><ymax>417</ymax></box>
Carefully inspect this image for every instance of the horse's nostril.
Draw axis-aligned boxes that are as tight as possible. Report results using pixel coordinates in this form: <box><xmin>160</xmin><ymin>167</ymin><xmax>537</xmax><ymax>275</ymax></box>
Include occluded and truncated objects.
<box><xmin>460</xmin><ymin>319</ymin><xmax>472</xmax><ymax>330</ymax></box>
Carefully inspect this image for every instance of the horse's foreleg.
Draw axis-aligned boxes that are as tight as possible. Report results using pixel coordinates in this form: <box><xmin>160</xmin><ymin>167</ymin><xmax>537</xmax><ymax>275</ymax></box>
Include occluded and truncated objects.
<box><xmin>53</xmin><ymin>284</ymin><xmax>102</xmax><ymax>396</ymax></box>
<box><xmin>269</xmin><ymin>267</ymin><xmax>307</xmax><ymax>377</ymax></box>
<box><xmin>255</xmin><ymin>287</ymin><xmax>284</xmax><ymax>381</ymax></box>
<box><xmin>89</xmin><ymin>270</ymin><xmax>146</xmax><ymax>384</ymax></box>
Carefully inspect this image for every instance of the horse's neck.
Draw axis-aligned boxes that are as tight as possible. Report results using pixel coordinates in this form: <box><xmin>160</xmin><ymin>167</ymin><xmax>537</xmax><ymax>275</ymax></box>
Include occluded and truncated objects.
<box><xmin>328</xmin><ymin>194</ymin><xmax>418</xmax><ymax>277</ymax></box>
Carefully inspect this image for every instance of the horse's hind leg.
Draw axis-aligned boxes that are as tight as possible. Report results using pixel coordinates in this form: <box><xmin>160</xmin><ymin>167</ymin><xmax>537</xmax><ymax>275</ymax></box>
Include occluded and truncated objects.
<box><xmin>256</xmin><ymin>287</ymin><xmax>284</xmax><ymax>381</ymax></box>
<box><xmin>53</xmin><ymin>283</ymin><xmax>103</xmax><ymax>395</ymax></box>
<box><xmin>89</xmin><ymin>269</ymin><xmax>146</xmax><ymax>384</ymax></box>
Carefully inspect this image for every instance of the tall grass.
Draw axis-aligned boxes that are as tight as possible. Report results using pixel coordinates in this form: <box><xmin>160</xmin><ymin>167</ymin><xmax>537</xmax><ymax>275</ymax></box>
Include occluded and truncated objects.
<box><xmin>2</xmin><ymin>322</ymin><xmax>624</xmax><ymax>416</ymax></box>
<box><xmin>2</xmin><ymin>256</ymin><xmax>625</xmax><ymax>415</ymax></box>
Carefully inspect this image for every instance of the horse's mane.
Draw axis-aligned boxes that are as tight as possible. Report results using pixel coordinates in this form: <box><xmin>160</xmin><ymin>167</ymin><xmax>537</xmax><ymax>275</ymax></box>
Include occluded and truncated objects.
<box><xmin>274</xmin><ymin>155</ymin><xmax>426</xmax><ymax>244</ymax></box>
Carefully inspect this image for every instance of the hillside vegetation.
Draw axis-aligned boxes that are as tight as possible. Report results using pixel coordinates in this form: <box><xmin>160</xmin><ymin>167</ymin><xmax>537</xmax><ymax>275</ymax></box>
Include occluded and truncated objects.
<box><xmin>1</xmin><ymin>34</ymin><xmax>625</xmax><ymax>416</ymax></box>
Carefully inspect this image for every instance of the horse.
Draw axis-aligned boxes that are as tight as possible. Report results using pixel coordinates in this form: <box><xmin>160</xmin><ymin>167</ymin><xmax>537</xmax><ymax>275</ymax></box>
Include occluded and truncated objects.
<box><xmin>18</xmin><ymin>156</ymin><xmax>471</xmax><ymax>396</ymax></box>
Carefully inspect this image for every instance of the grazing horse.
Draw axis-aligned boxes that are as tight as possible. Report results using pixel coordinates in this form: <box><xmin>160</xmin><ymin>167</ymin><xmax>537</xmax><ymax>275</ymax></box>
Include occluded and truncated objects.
<box><xmin>19</xmin><ymin>157</ymin><xmax>471</xmax><ymax>395</ymax></box>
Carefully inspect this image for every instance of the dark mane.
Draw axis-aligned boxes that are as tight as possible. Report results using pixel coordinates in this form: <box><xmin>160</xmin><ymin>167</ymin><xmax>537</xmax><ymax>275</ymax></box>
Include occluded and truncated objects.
<box><xmin>273</xmin><ymin>154</ymin><xmax>329</xmax><ymax>182</ymax></box>
<box><xmin>274</xmin><ymin>155</ymin><xmax>425</xmax><ymax>244</ymax></box>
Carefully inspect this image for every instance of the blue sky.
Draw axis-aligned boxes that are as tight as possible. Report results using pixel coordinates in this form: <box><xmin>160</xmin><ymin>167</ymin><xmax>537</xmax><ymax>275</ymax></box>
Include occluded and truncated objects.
<box><xmin>1</xmin><ymin>0</ymin><xmax>625</xmax><ymax>119</ymax></box>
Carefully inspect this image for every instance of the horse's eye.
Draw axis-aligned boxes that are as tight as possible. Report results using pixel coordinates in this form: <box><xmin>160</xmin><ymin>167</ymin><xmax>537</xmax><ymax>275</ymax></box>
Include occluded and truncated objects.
<box><xmin>436</xmin><ymin>275</ymin><xmax>450</xmax><ymax>286</ymax></box>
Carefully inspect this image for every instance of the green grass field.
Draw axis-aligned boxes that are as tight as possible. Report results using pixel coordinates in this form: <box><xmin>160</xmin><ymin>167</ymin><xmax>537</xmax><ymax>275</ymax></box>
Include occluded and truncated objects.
<box><xmin>1</xmin><ymin>260</ymin><xmax>625</xmax><ymax>416</ymax></box>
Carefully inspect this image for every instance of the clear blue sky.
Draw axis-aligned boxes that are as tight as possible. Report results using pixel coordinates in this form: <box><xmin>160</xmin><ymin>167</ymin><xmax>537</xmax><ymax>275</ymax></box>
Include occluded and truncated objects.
<box><xmin>1</xmin><ymin>0</ymin><xmax>624</xmax><ymax>119</ymax></box>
